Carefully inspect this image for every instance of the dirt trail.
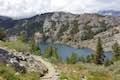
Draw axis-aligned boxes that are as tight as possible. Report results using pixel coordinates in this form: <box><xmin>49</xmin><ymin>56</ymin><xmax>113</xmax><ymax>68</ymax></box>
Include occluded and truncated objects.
<box><xmin>30</xmin><ymin>55</ymin><xmax>60</xmax><ymax>80</ymax></box>
<box><xmin>0</xmin><ymin>47</ymin><xmax>60</xmax><ymax>80</ymax></box>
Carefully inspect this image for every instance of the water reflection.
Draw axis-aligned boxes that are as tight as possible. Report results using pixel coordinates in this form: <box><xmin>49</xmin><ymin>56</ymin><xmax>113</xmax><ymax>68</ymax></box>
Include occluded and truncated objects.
<box><xmin>39</xmin><ymin>42</ymin><xmax>112</xmax><ymax>60</ymax></box>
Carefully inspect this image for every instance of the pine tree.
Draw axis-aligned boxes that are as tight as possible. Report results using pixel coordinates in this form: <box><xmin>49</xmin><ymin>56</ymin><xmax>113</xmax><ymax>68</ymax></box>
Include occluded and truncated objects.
<box><xmin>112</xmin><ymin>42</ymin><xmax>120</xmax><ymax>61</ymax></box>
<box><xmin>95</xmin><ymin>38</ymin><xmax>105</xmax><ymax>65</ymax></box>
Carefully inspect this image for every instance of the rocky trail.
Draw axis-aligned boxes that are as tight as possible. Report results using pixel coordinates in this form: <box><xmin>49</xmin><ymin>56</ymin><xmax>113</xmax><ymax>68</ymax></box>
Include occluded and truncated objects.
<box><xmin>0</xmin><ymin>47</ymin><xmax>60</xmax><ymax>80</ymax></box>
<box><xmin>32</xmin><ymin>55</ymin><xmax>60</xmax><ymax>80</ymax></box>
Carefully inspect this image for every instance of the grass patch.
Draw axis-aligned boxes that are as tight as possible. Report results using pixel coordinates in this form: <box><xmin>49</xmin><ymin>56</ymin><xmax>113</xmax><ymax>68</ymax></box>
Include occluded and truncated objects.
<box><xmin>0</xmin><ymin>40</ymin><xmax>30</xmax><ymax>52</ymax></box>
<box><xmin>0</xmin><ymin>64</ymin><xmax>40</xmax><ymax>80</ymax></box>
<box><xmin>88</xmin><ymin>72</ymin><xmax>108</xmax><ymax>80</ymax></box>
<box><xmin>57</xmin><ymin>63</ymin><xmax>113</xmax><ymax>80</ymax></box>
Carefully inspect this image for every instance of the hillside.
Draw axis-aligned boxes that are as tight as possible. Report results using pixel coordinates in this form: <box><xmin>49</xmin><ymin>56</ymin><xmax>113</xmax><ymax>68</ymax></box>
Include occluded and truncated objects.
<box><xmin>0</xmin><ymin>12</ymin><xmax>120</xmax><ymax>51</ymax></box>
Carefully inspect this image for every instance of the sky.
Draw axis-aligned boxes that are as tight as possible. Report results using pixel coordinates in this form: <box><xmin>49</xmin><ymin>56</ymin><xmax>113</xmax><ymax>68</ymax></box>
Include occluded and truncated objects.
<box><xmin>0</xmin><ymin>0</ymin><xmax>120</xmax><ymax>18</ymax></box>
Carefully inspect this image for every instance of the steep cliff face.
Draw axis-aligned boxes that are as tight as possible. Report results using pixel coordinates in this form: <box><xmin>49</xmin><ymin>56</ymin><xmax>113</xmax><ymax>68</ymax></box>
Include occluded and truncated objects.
<box><xmin>1</xmin><ymin>12</ymin><xmax>120</xmax><ymax>51</ymax></box>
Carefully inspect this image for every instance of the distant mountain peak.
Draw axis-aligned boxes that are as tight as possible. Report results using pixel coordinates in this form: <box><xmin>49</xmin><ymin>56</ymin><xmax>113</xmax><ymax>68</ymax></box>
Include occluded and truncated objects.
<box><xmin>98</xmin><ymin>10</ymin><xmax>120</xmax><ymax>16</ymax></box>
<box><xmin>0</xmin><ymin>16</ymin><xmax>12</xmax><ymax>21</ymax></box>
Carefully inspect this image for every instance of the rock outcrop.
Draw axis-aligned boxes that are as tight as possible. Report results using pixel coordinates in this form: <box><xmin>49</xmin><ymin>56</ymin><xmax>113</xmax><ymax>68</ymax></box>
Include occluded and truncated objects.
<box><xmin>34</xmin><ymin>32</ymin><xmax>45</xmax><ymax>43</ymax></box>
<box><xmin>0</xmin><ymin>48</ymin><xmax>48</xmax><ymax>77</ymax></box>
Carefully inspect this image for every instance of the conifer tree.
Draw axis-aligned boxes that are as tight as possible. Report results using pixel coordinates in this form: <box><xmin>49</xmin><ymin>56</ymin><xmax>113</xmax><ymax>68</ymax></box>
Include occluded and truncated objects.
<box><xmin>112</xmin><ymin>42</ymin><xmax>120</xmax><ymax>61</ymax></box>
<box><xmin>95</xmin><ymin>38</ymin><xmax>105</xmax><ymax>64</ymax></box>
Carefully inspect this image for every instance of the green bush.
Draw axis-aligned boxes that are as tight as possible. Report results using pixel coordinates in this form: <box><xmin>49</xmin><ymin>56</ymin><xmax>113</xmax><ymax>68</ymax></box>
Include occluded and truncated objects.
<box><xmin>43</xmin><ymin>47</ymin><xmax>53</xmax><ymax>58</ymax></box>
<box><xmin>66</xmin><ymin>53</ymin><xmax>78</xmax><ymax>64</ymax></box>
<box><xmin>104</xmin><ymin>59</ymin><xmax>113</xmax><ymax>66</ymax></box>
<box><xmin>60</xmin><ymin>72</ymin><xmax>69</xmax><ymax>80</ymax></box>
<box><xmin>29</xmin><ymin>38</ymin><xmax>41</xmax><ymax>55</ymax></box>
<box><xmin>79</xmin><ymin>56</ymin><xmax>86</xmax><ymax>63</ymax></box>
<box><xmin>0</xmin><ymin>64</ymin><xmax>39</xmax><ymax>80</ymax></box>
<box><xmin>80</xmin><ymin>26</ymin><xmax>94</xmax><ymax>40</ymax></box>
<box><xmin>80</xmin><ymin>30</ymin><xmax>94</xmax><ymax>40</ymax></box>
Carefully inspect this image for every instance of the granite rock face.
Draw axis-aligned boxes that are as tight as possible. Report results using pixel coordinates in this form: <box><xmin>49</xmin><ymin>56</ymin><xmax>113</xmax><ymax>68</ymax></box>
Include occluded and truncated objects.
<box><xmin>1</xmin><ymin>12</ymin><xmax>120</xmax><ymax>50</ymax></box>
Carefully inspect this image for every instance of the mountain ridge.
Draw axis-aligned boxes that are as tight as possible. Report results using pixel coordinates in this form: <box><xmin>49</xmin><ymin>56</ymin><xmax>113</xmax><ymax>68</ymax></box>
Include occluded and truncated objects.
<box><xmin>0</xmin><ymin>12</ymin><xmax>120</xmax><ymax>51</ymax></box>
<box><xmin>98</xmin><ymin>10</ymin><xmax>120</xmax><ymax>16</ymax></box>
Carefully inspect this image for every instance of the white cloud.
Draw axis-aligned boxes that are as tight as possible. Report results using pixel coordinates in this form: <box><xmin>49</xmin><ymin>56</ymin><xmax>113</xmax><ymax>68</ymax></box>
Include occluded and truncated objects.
<box><xmin>0</xmin><ymin>0</ymin><xmax>119</xmax><ymax>18</ymax></box>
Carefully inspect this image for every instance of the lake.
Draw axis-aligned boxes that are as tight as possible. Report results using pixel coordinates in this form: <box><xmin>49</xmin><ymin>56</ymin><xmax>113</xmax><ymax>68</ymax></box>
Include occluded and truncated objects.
<box><xmin>39</xmin><ymin>42</ymin><xmax>112</xmax><ymax>60</ymax></box>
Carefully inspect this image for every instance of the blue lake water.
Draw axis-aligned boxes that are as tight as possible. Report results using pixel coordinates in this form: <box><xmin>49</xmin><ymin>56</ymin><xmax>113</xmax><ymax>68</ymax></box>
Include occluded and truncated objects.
<box><xmin>39</xmin><ymin>42</ymin><xmax>112</xmax><ymax>60</ymax></box>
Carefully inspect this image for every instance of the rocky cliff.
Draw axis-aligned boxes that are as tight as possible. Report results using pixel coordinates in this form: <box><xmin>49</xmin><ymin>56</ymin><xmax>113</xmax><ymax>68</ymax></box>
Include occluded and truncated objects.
<box><xmin>1</xmin><ymin>12</ymin><xmax>120</xmax><ymax>51</ymax></box>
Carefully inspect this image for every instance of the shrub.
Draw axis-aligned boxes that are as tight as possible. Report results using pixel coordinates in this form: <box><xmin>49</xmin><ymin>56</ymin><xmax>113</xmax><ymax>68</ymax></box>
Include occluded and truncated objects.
<box><xmin>80</xmin><ymin>25</ymin><xmax>94</xmax><ymax>40</ymax></box>
<box><xmin>43</xmin><ymin>47</ymin><xmax>53</xmax><ymax>58</ymax></box>
<box><xmin>66</xmin><ymin>53</ymin><xmax>78</xmax><ymax>64</ymax></box>
<box><xmin>43</xmin><ymin>47</ymin><xmax>60</xmax><ymax>62</ymax></box>
<box><xmin>79</xmin><ymin>56</ymin><xmax>86</xmax><ymax>63</ymax></box>
<box><xmin>80</xmin><ymin>30</ymin><xmax>94</xmax><ymax>40</ymax></box>
<box><xmin>60</xmin><ymin>72</ymin><xmax>69</xmax><ymax>80</ymax></box>
<box><xmin>29</xmin><ymin>38</ymin><xmax>41</xmax><ymax>55</ymax></box>
<box><xmin>104</xmin><ymin>59</ymin><xmax>113</xmax><ymax>67</ymax></box>
<box><xmin>0</xmin><ymin>64</ymin><xmax>39</xmax><ymax>80</ymax></box>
